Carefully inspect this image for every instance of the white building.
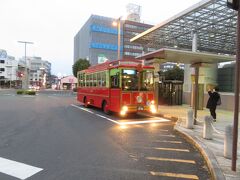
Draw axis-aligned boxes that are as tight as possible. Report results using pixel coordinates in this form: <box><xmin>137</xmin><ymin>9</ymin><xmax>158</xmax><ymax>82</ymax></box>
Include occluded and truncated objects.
<box><xmin>58</xmin><ymin>75</ymin><xmax>77</xmax><ymax>90</ymax></box>
<box><xmin>19</xmin><ymin>56</ymin><xmax>51</xmax><ymax>88</ymax></box>
<box><xmin>0</xmin><ymin>49</ymin><xmax>18</xmax><ymax>88</ymax></box>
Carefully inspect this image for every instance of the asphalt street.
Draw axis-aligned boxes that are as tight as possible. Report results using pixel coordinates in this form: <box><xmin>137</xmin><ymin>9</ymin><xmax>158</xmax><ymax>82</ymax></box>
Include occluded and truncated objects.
<box><xmin>0</xmin><ymin>90</ymin><xmax>211</xmax><ymax>180</ymax></box>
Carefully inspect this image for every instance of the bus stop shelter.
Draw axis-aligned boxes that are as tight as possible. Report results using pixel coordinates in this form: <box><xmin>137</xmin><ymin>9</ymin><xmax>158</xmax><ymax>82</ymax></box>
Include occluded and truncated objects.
<box><xmin>130</xmin><ymin>0</ymin><xmax>240</xmax><ymax>171</ymax></box>
<box><xmin>130</xmin><ymin>0</ymin><xmax>237</xmax><ymax>122</ymax></box>
<box><xmin>135</xmin><ymin>48</ymin><xmax>234</xmax><ymax>121</ymax></box>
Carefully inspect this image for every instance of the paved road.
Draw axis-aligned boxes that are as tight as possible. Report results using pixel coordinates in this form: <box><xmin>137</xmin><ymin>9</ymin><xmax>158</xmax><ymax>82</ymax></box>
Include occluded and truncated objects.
<box><xmin>0</xmin><ymin>91</ymin><xmax>210</xmax><ymax>180</ymax></box>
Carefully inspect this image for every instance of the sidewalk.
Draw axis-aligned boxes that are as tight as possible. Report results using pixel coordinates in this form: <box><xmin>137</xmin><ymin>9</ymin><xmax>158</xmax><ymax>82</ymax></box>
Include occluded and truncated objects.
<box><xmin>157</xmin><ymin>104</ymin><xmax>240</xmax><ymax>180</ymax></box>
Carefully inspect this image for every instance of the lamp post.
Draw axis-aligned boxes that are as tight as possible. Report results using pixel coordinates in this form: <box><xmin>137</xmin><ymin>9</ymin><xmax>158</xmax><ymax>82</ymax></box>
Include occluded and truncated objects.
<box><xmin>39</xmin><ymin>67</ymin><xmax>46</xmax><ymax>89</ymax></box>
<box><xmin>113</xmin><ymin>17</ymin><xmax>122</xmax><ymax>60</ymax></box>
<box><xmin>226</xmin><ymin>0</ymin><xmax>239</xmax><ymax>171</ymax></box>
<box><xmin>18</xmin><ymin>41</ymin><xmax>33</xmax><ymax>89</ymax></box>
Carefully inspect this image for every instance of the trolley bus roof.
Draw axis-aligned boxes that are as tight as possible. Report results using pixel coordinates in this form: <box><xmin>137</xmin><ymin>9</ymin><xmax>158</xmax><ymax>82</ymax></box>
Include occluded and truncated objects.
<box><xmin>80</xmin><ymin>59</ymin><xmax>154</xmax><ymax>74</ymax></box>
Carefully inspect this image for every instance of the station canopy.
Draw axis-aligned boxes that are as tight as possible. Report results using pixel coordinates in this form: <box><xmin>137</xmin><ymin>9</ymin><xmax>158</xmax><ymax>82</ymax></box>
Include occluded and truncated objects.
<box><xmin>131</xmin><ymin>0</ymin><xmax>237</xmax><ymax>55</ymax></box>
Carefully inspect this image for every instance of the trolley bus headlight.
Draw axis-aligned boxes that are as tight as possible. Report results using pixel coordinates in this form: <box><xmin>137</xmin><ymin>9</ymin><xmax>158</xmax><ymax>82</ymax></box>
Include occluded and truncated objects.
<box><xmin>150</xmin><ymin>105</ymin><xmax>157</xmax><ymax>113</ymax></box>
<box><xmin>120</xmin><ymin>106</ymin><xmax>128</xmax><ymax>116</ymax></box>
<box><xmin>120</xmin><ymin>110</ymin><xmax>126</xmax><ymax>116</ymax></box>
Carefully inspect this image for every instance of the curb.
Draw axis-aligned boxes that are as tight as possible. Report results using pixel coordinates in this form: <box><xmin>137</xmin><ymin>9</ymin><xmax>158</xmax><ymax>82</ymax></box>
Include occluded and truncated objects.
<box><xmin>174</xmin><ymin>125</ymin><xmax>226</xmax><ymax>180</ymax></box>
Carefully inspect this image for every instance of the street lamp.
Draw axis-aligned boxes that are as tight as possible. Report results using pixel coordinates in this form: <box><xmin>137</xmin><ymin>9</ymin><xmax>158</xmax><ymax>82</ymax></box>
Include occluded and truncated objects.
<box><xmin>112</xmin><ymin>17</ymin><xmax>122</xmax><ymax>60</ymax></box>
<box><xmin>18</xmin><ymin>41</ymin><xmax>34</xmax><ymax>89</ymax></box>
<box><xmin>39</xmin><ymin>67</ymin><xmax>46</xmax><ymax>88</ymax></box>
<box><xmin>226</xmin><ymin>0</ymin><xmax>240</xmax><ymax>171</ymax></box>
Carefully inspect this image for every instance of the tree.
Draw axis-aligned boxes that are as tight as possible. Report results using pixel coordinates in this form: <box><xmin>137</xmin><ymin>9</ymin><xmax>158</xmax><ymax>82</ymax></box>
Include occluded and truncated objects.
<box><xmin>72</xmin><ymin>59</ymin><xmax>90</xmax><ymax>77</ymax></box>
<box><xmin>162</xmin><ymin>66</ymin><xmax>184</xmax><ymax>81</ymax></box>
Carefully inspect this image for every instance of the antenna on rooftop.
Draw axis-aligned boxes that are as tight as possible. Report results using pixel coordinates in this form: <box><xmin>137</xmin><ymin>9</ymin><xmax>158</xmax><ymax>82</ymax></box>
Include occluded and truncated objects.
<box><xmin>126</xmin><ymin>3</ymin><xmax>141</xmax><ymax>22</ymax></box>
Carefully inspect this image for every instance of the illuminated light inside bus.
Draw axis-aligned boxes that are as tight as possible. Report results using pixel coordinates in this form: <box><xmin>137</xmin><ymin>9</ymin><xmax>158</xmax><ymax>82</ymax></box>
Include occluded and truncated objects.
<box><xmin>122</xmin><ymin>106</ymin><xmax>128</xmax><ymax>111</ymax></box>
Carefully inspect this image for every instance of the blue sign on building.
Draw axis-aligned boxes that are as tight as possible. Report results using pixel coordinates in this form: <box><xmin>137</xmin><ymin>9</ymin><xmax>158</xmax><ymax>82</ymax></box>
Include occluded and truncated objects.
<box><xmin>90</xmin><ymin>42</ymin><xmax>122</xmax><ymax>51</ymax></box>
<box><xmin>90</xmin><ymin>24</ymin><xmax>123</xmax><ymax>35</ymax></box>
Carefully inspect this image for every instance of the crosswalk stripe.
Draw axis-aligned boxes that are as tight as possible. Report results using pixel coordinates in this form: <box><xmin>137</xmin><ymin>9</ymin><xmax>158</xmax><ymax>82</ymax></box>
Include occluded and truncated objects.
<box><xmin>0</xmin><ymin>157</ymin><xmax>43</xmax><ymax>180</ymax></box>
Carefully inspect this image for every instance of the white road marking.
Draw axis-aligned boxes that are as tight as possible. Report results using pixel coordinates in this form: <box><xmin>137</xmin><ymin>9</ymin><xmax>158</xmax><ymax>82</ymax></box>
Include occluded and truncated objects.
<box><xmin>71</xmin><ymin>104</ymin><xmax>94</xmax><ymax>114</ymax></box>
<box><xmin>95</xmin><ymin>114</ymin><xmax>120</xmax><ymax>124</ymax></box>
<box><xmin>70</xmin><ymin>104</ymin><xmax>170</xmax><ymax>126</ymax></box>
<box><xmin>120</xmin><ymin>119</ymin><xmax>170</xmax><ymax>125</ymax></box>
<box><xmin>22</xmin><ymin>95</ymin><xmax>35</xmax><ymax>98</ymax></box>
<box><xmin>0</xmin><ymin>157</ymin><xmax>43</xmax><ymax>180</ymax></box>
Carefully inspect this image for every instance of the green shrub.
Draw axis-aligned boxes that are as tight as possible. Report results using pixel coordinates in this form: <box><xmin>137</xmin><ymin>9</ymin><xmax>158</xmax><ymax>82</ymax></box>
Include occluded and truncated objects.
<box><xmin>16</xmin><ymin>90</ymin><xmax>36</xmax><ymax>95</ymax></box>
<box><xmin>16</xmin><ymin>90</ymin><xmax>24</xmax><ymax>94</ymax></box>
<box><xmin>26</xmin><ymin>91</ymin><xmax>36</xmax><ymax>95</ymax></box>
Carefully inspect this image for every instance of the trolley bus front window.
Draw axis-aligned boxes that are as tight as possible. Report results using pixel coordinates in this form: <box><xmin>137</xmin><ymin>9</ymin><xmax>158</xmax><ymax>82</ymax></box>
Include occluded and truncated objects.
<box><xmin>140</xmin><ymin>70</ymin><xmax>154</xmax><ymax>91</ymax></box>
<box><xmin>122</xmin><ymin>69</ymin><xmax>138</xmax><ymax>91</ymax></box>
<box><xmin>122</xmin><ymin>69</ymin><xmax>154</xmax><ymax>91</ymax></box>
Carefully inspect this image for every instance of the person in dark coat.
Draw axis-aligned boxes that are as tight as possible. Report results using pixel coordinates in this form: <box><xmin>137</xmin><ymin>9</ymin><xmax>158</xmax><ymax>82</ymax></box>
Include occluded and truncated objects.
<box><xmin>206</xmin><ymin>87</ymin><xmax>220</xmax><ymax>122</ymax></box>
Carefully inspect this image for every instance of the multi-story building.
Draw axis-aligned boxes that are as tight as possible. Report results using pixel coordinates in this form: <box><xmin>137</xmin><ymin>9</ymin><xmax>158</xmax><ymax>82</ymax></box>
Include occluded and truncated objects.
<box><xmin>123</xmin><ymin>20</ymin><xmax>153</xmax><ymax>58</ymax></box>
<box><xmin>74</xmin><ymin>15</ymin><xmax>122</xmax><ymax>65</ymax></box>
<box><xmin>0</xmin><ymin>49</ymin><xmax>7</xmax><ymax>86</ymax></box>
<box><xmin>74</xmin><ymin>12</ymin><xmax>153</xmax><ymax>65</ymax></box>
<box><xmin>19</xmin><ymin>56</ymin><xmax>51</xmax><ymax>88</ymax></box>
<box><xmin>0</xmin><ymin>49</ymin><xmax>18</xmax><ymax>88</ymax></box>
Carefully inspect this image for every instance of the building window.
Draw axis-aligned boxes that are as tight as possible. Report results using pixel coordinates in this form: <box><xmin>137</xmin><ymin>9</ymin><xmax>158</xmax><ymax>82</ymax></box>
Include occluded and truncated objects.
<box><xmin>124</xmin><ymin>52</ymin><xmax>142</xmax><ymax>57</ymax></box>
<box><xmin>0</xmin><ymin>68</ymin><xmax>5</xmax><ymax>72</ymax></box>
<box><xmin>0</xmin><ymin>60</ymin><xmax>5</xmax><ymax>63</ymax></box>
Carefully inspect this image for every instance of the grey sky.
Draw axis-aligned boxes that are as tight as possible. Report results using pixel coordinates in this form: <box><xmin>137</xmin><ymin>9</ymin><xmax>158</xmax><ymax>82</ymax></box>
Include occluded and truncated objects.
<box><xmin>0</xmin><ymin>0</ymin><xmax>201</xmax><ymax>75</ymax></box>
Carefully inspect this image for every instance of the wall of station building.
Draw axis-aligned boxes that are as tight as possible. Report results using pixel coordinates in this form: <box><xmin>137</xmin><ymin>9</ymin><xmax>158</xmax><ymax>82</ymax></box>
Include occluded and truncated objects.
<box><xmin>182</xmin><ymin>63</ymin><xmax>238</xmax><ymax>111</ymax></box>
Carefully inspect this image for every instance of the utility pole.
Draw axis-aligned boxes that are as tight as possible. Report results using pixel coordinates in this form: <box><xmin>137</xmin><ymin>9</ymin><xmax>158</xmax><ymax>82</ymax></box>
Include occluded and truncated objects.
<box><xmin>112</xmin><ymin>17</ymin><xmax>122</xmax><ymax>60</ymax></box>
<box><xmin>18</xmin><ymin>41</ymin><xmax>33</xmax><ymax>89</ymax></box>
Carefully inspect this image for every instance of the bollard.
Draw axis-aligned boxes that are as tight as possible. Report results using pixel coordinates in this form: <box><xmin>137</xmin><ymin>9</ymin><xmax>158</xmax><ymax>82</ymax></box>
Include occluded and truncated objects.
<box><xmin>224</xmin><ymin>125</ymin><xmax>233</xmax><ymax>159</ymax></box>
<box><xmin>203</xmin><ymin>116</ymin><xmax>213</xmax><ymax>139</ymax></box>
<box><xmin>185</xmin><ymin>109</ymin><xmax>194</xmax><ymax>129</ymax></box>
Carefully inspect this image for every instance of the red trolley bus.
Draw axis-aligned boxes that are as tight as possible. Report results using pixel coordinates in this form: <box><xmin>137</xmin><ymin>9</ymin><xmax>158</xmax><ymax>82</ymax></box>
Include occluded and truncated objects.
<box><xmin>77</xmin><ymin>59</ymin><xmax>156</xmax><ymax>116</ymax></box>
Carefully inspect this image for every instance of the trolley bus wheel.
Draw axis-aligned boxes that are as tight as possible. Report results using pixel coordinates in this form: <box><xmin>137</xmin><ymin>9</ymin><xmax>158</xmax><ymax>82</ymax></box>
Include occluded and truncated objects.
<box><xmin>103</xmin><ymin>101</ymin><xmax>110</xmax><ymax>115</ymax></box>
<box><xmin>84</xmin><ymin>97</ymin><xmax>89</xmax><ymax>108</ymax></box>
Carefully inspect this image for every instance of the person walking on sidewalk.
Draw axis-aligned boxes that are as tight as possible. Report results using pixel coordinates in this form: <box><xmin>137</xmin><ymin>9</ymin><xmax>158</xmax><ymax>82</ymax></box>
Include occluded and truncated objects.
<box><xmin>206</xmin><ymin>87</ymin><xmax>221</xmax><ymax>122</ymax></box>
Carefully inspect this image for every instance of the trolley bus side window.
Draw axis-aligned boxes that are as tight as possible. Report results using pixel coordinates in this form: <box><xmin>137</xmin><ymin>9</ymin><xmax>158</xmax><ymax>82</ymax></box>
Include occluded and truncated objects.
<box><xmin>110</xmin><ymin>69</ymin><xmax>120</xmax><ymax>88</ymax></box>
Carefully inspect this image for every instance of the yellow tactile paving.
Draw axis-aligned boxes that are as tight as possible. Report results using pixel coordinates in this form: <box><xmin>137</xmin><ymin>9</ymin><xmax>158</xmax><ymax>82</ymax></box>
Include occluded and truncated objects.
<box><xmin>154</xmin><ymin>140</ymin><xmax>182</xmax><ymax>144</ymax></box>
<box><xmin>146</xmin><ymin>157</ymin><xmax>196</xmax><ymax>164</ymax></box>
<box><xmin>157</xmin><ymin>134</ymin><xmax>175</xmax><ymax>137</ymax></box>
<box><xmin>150</xmin><ymin>171</ymin><xmax>199</xmax><ymax>179</ymax></box>
<box><xmin>153</xmin><ymin>147</ymin><xmax>190</xmax><ymax>152</ymax></box>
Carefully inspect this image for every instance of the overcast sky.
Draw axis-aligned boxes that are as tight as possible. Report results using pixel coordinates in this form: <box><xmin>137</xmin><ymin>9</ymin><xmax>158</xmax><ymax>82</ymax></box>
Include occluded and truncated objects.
<box><xmin>0</xmin><ymin>0</ymin><xmax>201</xmax><ymax>75</ymax></box>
